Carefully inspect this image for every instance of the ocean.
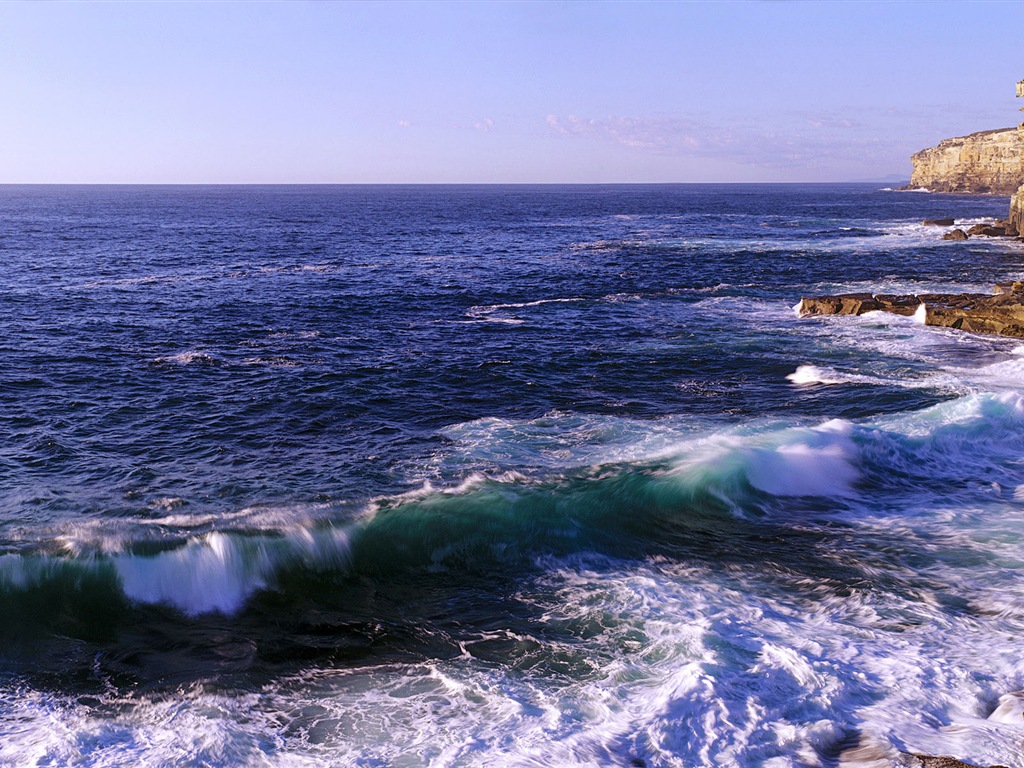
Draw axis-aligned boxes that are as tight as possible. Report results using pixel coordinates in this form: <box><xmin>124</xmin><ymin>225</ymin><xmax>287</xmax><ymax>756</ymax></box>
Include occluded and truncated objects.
<box><xmin>1</xmin><ymin>184</ymin><xmax>1023</xmax><ymax>767</ymax></box>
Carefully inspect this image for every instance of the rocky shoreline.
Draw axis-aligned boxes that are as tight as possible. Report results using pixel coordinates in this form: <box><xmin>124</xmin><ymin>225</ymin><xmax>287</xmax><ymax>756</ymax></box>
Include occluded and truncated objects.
<box><xmin>817</xmin><ymin>81</ymin><xmax>1024</xmax><ymax>768</ymax></box>
<box><xmin>929</xmin><ymin>217</ymin><xmax>1021</xmax><ymax>242</ymax></box>
<box><xmin>797</xmin><ymin>215</ymin><xmax>1024</xmax><ymax>338</ymax></box>
<box><xmin>904</xmin><ymin>127</ymin><xmax>1024</xmax><ymax>196</ymax></box>
<box><xmin>798</xmin><ymin>284</ymin><xmax>1024</xmax><ymax>338</ymax></box>
<box><xmin>797</xmin><ymin>218</ymin><xmax>1023</xmax><ymax>763</ymax></box>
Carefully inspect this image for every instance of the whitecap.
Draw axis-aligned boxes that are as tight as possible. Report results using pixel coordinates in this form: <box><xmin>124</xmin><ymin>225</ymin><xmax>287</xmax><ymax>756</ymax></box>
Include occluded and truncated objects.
<box><xmin>151</xmin><ymin>350</ymin><xmax>219</xmax><ymax>366</ymax></box>
<box><xmin>788</xmin><ymin>364</ymin><xmax>861</xmax><ymax>386</ymax></box>
<box><xmin>113</xmin><ymin>527</ymin><xmax>352</xmax><ymax>616</ymax></box>
<box><xmin>465</xmin><ymin>297</ymin><xmax>587</xmax><ymax>324</ymax></box>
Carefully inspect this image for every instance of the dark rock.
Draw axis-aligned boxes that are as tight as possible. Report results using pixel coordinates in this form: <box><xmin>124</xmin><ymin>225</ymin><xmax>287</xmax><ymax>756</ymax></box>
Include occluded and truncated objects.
<box><xmin>796</xmin><ymin>293</ymin><xmax>882</xmax><ymax>317</ymax></box>
<box><xmin>919</xmin><ymin>289</ymin><xmax>1024</xmax><ymax>336</ymax></box>
<box><xmin>942</xmin><ymin>228</ymin><xmax>969</xmax><ymax>240</ymax></box>
<box><xmin>1011</xmin><ymin>184</ymin><xmax>1024</xmax><ymax>237</ymax></box>
<box><xmin>967</xmin><ymin>224</ymin><xmax>1013</xmax><ymax>236</ymax></box>
<box><xmin>797</xmin><ymin>285</ymin><xmax>1024</xmax><ymax>338</ymax></box>
<box><xmin>836</xmin><ymin>734</ymin><xmax>1010</xmax><ymax>768</ymax></box>
<box><xmin>901</xmin><ymin>754</ymin><xmax>1009</xmax><ymax>768</ymax></box>
<box><xmin>923</xmin><ymin>218</ymin><xmax>957</xmax><ymax>226</ymax></box>
<box><xmin>994</xmin><ymin>281</ymin><xmax>1024</xmax><ymax>295</ymax></box>
<box><xmin>916</xmin><ymin>292</ymin><xmax>993</xmax><ymax>309</ymax></box>
<box><xmin>873</xmin><ymin>294</ymin><xmax>924</xmax><ymax>316</ymax></box>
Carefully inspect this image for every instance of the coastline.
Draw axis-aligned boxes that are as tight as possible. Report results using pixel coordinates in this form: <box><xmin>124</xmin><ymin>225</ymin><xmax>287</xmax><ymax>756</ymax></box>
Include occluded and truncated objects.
<box><xmin>801</xmin><ymin>91</ymin><xmax>1024</xmax><ymax>768</ymax></box>
<box><xmin>796</xmin><ymin>213</ymin><xmax>1024</xmax><ymax>336</ymax></box>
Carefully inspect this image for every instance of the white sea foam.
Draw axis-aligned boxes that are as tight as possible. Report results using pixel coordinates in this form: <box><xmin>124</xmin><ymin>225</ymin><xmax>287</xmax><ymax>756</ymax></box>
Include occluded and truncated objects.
<box><xmin>8</xmin><ymin>395</ymin><xmax>1024</xmax><ymax>762</ymax></box>
<box><xmin>787</xmin><ymin>364</ymin><xmax>875</xmax><ymax>386</ymax></box>
<box><xmin>807</xmin><ymin>276</ymin><xmax>991</xmax><ymax>298</ymax></box>
<box><xmin>437</xmin><ymin>411</ymin><xmax>714</xmax><ymax>476</ymax></box>
<box><xmin>465</xmin><ymin>297</ymin><xmax>587</xmax><ymax>324</ymax></box>
<box><xmin>792</xmin><ymin>298</ymin><xmax>1022</xmax><ymax>393</ymax></box>
<box><xmin>148</xmin><ymin>497</ymin><xmax>187</xmax><ymax>512</ymax></box>
<box><xmin>106</xmin><ymin>525</ymin><xmax>352</xmax><ymax>615</ymax></box>
<box><xmin>601</xmin><ymin>291</ymin><xmax>645</xmax><ymax>303</ymax></box>
<box><xmin>913</xmin><ymin>301</ymin><xmax>928</xmax><ymax>324</ymax></box>
<box><xmin>6</xmin><ymin>545</ymin><xmax>1023</xmax><ymax>767</ymax></box>
<box><xmin>986</xmin><ymin>691</ymin><xmax>1024</xmax><ymax>724</ymax></box>
<box><xmin>76</xmin><ymin>272</ymin><xmax>200</xmax><ymax>289</ymax></box>
<box><xmin>670</xmin><ymin>419</ymin><xmax>860</xmax><ymax>499</ymax></box>
<box><xmin>151</xmin><ymin>350</ymin><xmax>219</xmax><ymax>366</ymax></box>
<box><xmin>462</xmin><ymin>316</ymin><xmax>526</xmax><ymax>325</ymax></box>
<box><xmin>139</xmin><ymin>513</ymin><xmax>218</xmax><ymax>528</ymax></box>
<box><xmin>113</xmin><ymin>532</ymin><xmax>270</xmax><ymax>615</ymax></box>
<box><xmin>952</xmin><ymin>355</ymin><xmax>1024</xmax><ymax>388</ymax></box>
<box><xmin>240</xmin><ymin>356</ymin><xmax>301</xmax><ymax>367</ymax></box>
<box><xmin>440</xmin><ymin>387</ymin><xmax>1024</xmax><ymax>516</ymax></box>
<box><xmin>440</xmin><ymin>409</ymin><xmax>872</xmax><ymax>507</ymax></box>
<box><xmin>746</xmin><ymin>439</ymin><xmax>858</xmax><ymax>497</ymax></box>
<box><xmin>7</xmin><ymin>393</ymin><xmax>1024</xmax><ymax>763</ymax></box>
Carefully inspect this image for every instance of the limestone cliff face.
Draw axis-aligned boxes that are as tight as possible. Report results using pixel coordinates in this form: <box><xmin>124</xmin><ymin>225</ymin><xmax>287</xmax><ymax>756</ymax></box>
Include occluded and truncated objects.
<box><xmin>1012</xmin><ymin>123</ymin><xmax>1024</xmax><ymax>236</ymax></box>
<box><xmin>909</xmin><ymin>127</ymin><xmax>1024</xmax><ymax>194</ymax></box>
<box><xmin>1011</xmin><ymin>183</ymin><xmax>1024</xmax><ymax>236</ymax></box>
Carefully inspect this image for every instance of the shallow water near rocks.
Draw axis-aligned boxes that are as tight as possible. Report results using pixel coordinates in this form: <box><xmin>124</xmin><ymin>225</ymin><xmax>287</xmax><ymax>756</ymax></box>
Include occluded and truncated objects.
<box><xmin>1</xmin><ymin>184</ymin><xmax>1024</xmax><ymax>766</ymax></box>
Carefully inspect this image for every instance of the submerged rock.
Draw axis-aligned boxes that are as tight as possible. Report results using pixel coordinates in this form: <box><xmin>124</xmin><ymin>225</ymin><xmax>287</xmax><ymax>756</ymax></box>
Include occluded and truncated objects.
<box><xmin>872</xmin><ymin>294</ymin><xmax>924</xmax><ymax>315</ymax></box>
<box><xmin>994</xmin><ymin>280</ymin><xmax>1024</xmax><ymax>295</ymax></box>
<box><xmin>942</xmin><ymin>228</ymin><xmax>969</xmax><ymax>240</ymax></box>
<box><xmin>836</xmin><ymin>736</ymin><xmax>1009</xmax><ymax>768</ymax></box>
<box><xmin>923</xmin><ymin>218</ymin><xmax>957</xmax><ymax>226</ymax></box>
<box><xmin>797</xmin><ymin>285</ymin><xmax>1024</xmax><ymax>338</ymax></box>
<box><xmin>966</xmin><ymin>222</ymin><xmax>1016</xmax><ymax>237</ymax></box>
<box><xmin>900</xmin><ymin>756</ymin><xmax>1009</xmax><ymax>768</ymax></box>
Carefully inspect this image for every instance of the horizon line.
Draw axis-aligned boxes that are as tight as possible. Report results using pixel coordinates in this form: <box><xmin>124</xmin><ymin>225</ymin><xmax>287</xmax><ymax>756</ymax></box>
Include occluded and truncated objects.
<box><xmin>0</xmin><ymin>180</ymin><xmax>910</xmax><ymax>187</ymax></box>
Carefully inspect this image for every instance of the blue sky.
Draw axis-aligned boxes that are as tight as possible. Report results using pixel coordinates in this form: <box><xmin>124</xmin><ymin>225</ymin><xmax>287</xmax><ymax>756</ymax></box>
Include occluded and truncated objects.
<box><xmin>1</xmin><ymin>0</ymin><xmax>1021</xmax><ymax>184</ymax></box>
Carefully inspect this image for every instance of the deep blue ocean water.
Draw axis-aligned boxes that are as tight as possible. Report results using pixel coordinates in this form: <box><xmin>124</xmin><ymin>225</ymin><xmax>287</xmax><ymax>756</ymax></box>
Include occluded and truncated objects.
<box><xmin>2</xmin><ymin>184</ymin><xmax>1024</xmax><ymax>766</ymax></box>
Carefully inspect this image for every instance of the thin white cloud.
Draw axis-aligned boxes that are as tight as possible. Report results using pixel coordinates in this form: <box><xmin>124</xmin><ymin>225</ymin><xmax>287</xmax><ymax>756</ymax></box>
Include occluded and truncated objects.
<box><xmin>800</xmin><ymin>113</ymin><xmax>859</xmax><ymax>130</ymax></box>
<box><xmin>543</xmin><ymin>105</ymin><xmax>996</xmax><ymax>176</ymax></box>
<box><xmin>397</xmin><ymin>119</ymin><xmax>412</xmax><ymax>128</ymax></box>
<box><xmin>474</xmin><ymin>117</ymin><xmax>494</xmax><ymax>132</ymax></box>
<box><xmin>545</xmin><ymin>113</ymin><xmax>739</xmax><ymax>155</ymax></box>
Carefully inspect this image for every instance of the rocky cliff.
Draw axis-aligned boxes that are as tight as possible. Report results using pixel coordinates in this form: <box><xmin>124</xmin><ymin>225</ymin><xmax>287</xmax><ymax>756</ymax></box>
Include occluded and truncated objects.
<box><xmin>1011</xmin><ymin>122</ymin><xmax>1024</xmax><ymax>236</ymax></box>
<box><xmin>1011</xmin><ymin>183</ymin><xmax>1024</xmax><ymax>235</ymax></box>
<box><xmin>908</xmin><ymin>127</ymin><xmax>1024</xmax><ymax>194</ymax></box>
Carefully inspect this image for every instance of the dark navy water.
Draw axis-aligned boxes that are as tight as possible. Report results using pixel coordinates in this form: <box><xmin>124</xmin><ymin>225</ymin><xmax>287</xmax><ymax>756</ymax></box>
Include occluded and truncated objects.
<box><xmin>2</xmin><ymin>185</ymin><xmax>1024</xmax><ymax>766</ymax></box>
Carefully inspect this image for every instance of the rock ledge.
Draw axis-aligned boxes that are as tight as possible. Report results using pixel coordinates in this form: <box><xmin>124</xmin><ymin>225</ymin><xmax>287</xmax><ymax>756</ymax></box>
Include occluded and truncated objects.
<box><xmin>797</xmin><ymin>284</ymin><xmax>1024</xmax><ymax>338</ymax></box>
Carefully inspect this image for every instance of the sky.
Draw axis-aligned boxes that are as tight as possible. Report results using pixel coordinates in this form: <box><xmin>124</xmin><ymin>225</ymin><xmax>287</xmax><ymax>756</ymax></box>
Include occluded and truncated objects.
<box><xmin>0</xmin><ymin>0</ymin><xmax>1022</xmax><ymax>184</ymax></box>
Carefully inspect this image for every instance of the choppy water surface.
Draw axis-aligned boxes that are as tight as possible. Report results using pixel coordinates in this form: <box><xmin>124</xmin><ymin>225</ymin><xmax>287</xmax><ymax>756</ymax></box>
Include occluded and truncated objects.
<box><xmin>2</xmin><ymin>184</ymin><xmax>1024</xmax><ymax>766</ymax></box>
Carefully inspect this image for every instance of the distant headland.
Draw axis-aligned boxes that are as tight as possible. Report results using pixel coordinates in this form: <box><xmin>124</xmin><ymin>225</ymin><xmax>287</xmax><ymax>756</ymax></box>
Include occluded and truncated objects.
<box><xmin>900</xmin><ymin>78</ymin><xmax>1024</xmax><ymax>238</ymax></box>
<box><xmin>905</xmin><ymin>126</ymin><xmax>1023</xmax><ymax>195</ymax></box>
<box><xmin>798</xmin><ymin>78</ymin><xmax>1024</xmax><ymax>344</ymax></box>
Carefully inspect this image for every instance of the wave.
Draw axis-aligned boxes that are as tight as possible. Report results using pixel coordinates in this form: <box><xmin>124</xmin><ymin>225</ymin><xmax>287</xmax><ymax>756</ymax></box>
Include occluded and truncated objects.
<box><xmin>150</xmin><ymin>350</ymin><xmax>220</xmax><ymax>366</ymax></box>
<box><xmin>787</xmin><ymin>364</ymin><xmax>880</xmax><ymax>386</ymax></box>
<box><xmin>3</xmin><ymin>390</ymin><xmax>1023</xmax><ymax>631</ymax></box>
<box><xmin>0</xmin><ymin>424</ymin><xmax>854</xmax><ymax>624</ymax></box>
<box><xmin>464</xmin><ymin>297</ymin><xmax>587</xmax><ymax>324</ymax></box>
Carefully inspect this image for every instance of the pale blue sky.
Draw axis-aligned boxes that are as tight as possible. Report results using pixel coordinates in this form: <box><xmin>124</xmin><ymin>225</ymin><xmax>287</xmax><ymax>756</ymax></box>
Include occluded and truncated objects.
<box><xmin>1</xmin><ymin>0</ymin><xmax>1021</xmax><ymax>184</ymax></box>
